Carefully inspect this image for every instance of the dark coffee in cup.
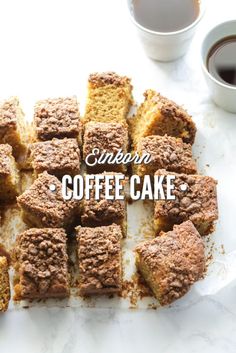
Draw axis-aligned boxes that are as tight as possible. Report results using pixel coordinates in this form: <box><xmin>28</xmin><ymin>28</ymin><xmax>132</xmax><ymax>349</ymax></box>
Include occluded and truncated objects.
<box><xmin>132</xmin><ymin>0</ymin><xmax>200</xmax><ymax>32</ymax></box>
<box><xmin>207</xmin><ymin>36</ymin><xmax>236</xmax><ymax>86</ymax></box>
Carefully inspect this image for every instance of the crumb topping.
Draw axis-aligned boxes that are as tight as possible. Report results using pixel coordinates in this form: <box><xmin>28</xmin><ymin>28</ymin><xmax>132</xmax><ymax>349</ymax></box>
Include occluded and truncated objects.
<box><xmin>76</xmin><ymin>224</ymin><xmax>122</xmax><ymax>292</ymax></box>
<box><xmin>0</xmin><ymin>144</ymin><xmax>14</xmax><ymax>176</ymax></box>
<box><xmin>138</xmin><ymin>135</ymin><xmax>197</xmax><ymax>174</ymax></box>
<box><xmin>31</xmin><ymin>138</ymin><xmax>80</xmax><ymax>172</ymax></box>
<box><xmin>16</xmin><ymin>228</ymin><xmax>69</xmax><ymax>297</ymax></box>
<box><xmin>144</xmin><ymin>90</ymin><xmax>196</xmax><ymax>144</ymax></box>
<box><xmin>0</xmin><ymin>97</ymin><xmax>19</xmax><ymax>129</ymax></box>
<box><xmin>88</xmin><ymin>72</ymin><xmax>131</xmax><ymax>87</ymax></box>
<box><xmin>155</xmin><ymin>170</ymin><xmax>218</xmax><ymax>224</ymax></box>
<box><xmin>135</xmin><ymin>220</ymin><xmax>205</xmax><ymax>305</ymax></box>
<box><xmin>83</xmin><ymin>122</ymin><xmax>128</xmax><ymax>157</ymax></box>
<box><xmin>34</xmin><ymin>96</ymin><xmax>80</xmax><ymax>140</ymax></box>
<box><xmin>0</xmin><ymin>255</ymin><xmax>10</xmax><ymax>312</ymax></box>
<box><xmin>17</xmin><ymin>171</ymin><xmax>78</xmax><ymax>227</ymax></box>
<box><xmin>81</xmin><ymin>173</ymin><xmax>125</xmax><ymax>226</ymax></box>
<box><xmin>150</xmin><ymin>90</ymin><xmax>194</xmax><ymax>123</ymax></box>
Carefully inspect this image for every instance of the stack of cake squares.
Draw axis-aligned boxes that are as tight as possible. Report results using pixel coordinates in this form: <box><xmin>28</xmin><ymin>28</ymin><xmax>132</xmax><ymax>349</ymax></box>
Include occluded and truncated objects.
<box><xmin>129</xmin><ymin>88</ymin><xmax>218</xmax><ymax>305</ymax></box>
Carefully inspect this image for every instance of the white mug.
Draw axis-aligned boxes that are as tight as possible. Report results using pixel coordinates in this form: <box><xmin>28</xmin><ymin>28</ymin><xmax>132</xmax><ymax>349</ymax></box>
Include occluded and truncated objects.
<box><xmin>127</xmin><ymin>0</ymin><xmax>206</xmax><ymax>62</ymax></box>
<box><xmin>201</xmin><ymin>20</ymin><xmax>236</xmax><ymax>113</ymax></box>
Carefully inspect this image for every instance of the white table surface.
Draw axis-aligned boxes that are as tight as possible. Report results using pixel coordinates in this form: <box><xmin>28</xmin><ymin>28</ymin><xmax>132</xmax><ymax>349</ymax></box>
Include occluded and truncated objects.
<box><xmin>1</xmin><ymin>0</ymin><xmax>236</xmax><ymax>352</ymax></box>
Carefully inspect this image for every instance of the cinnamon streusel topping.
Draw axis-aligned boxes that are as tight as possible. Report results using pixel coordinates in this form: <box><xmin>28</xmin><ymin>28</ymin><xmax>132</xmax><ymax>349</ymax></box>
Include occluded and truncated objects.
<box><xmin>155</xmin><ymin>170</ymin><xmax>218</xmax><ymax>224</ymax></box>
<box><xmin>31</xmin><ymin>138</ymin><xmax>80</xmax><ymax>173</ymax></box>
<box><xmin>81</xmin><ymin>173</ymin><xmax>125</xmax><ymax>226</ymax></box>
<box><xmin>135</xmin><ymin>220</ymin><xmax>205</xmax><ymax>305</ymax></box>
<box><xmin>16</xmin><ymin>228</ymin><xmax>69</xmax><ymax>298</ymax></box>
<box><xmin>89</xmin><ymin>72</ymin><xmax>131</xmax><ymax>87</ymax></box>
<box><xmin>76</xmin><ymin>224</ymin><xmax>122</xmax><ymax>294</ymax></box>
<box><xmin>34</xmin><ymin>96</ymin><xmax>80</xmax><ymax>140</ymax></box>
<box><xmin>137</xmin><ymin>135</ymin><xmax>197</xmax><ymax>175</ymax></box>
<box><xmin>17</xmin><ymin>171</ymin><xmax>78</xmax><ymax>227</ymax></box>
<box><xmin>0</xmin><ymin>97</ymin><xmax>19</xmax><ymax>129</ymax></box>
<box><xmin>83</xmin><ymin>122</ymin><xmax>128</xmax><ymax>156</ymax></box>
<box><xmin>0</xmin><ymin>144</ymin><xmax>13</xmax><ymax>176</ymax></box>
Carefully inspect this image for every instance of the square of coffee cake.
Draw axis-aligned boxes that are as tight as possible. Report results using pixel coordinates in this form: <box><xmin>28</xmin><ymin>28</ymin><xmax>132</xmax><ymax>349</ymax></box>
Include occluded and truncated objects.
<box><xmin>30</xmin><ymin>138</ymin><xmax>81</xmax><ymax>178</ymax></box>
<box><xmin>130</xmin><ymin>90</ymin><xmax>196</xmax><ymax>148</ymax></box>
<box><xmin>17</xmin><ymin>171</ymin><xmax>79</xmax><ymax>229</ymax></box>
<box><xmin>133</xmin><ymin>134</ymin><xmax>197</xmax><ymax>178</ymax></box>
<box><xmin>33</xmin><ymin>96</ymin><xmax>80</xmax><ymax>141</ymax></box>
<box><xmin>0</xmin><ymin>144</ymin><xmax>20</xmax><ymax>202</ymax></box>
<box><xmin>76</xmin><ymin>224</ymin><xmax>122</xmax><ymax>296</ymax></box>
<box><xmin>154</xmin><ymin>170</ymin><xmax>218</xmax><ymax>235</ymax></box>
<box><xmin>81</xmin><ymin>173</ymin><xmax>127</xmax><ymax>236</ymax></box>
<box><xmin>135</xmin><ymin>221</ymin><xmax>205</xmax><ymax>305</ymax></box>
<box><xmin>83</xmin><ymin>72</ymin><xmax>133</xmax><ymax>126</ymax></box>
<box><xmin>0</xmin><ymin>256</ymin><xmax>10</xmax><ymax>312</ymax></box>
<box><xmin>83</xmin><ymin>122</ymin><xmax>129</xmax><ymax>174</ymax></box>
<box><xmin>0</xmin><ymin>97</ymin><xmax>28</xmax><ymax>158</ymax></box>
<box><xmin>14</xmin><ymin>228</ymin><xmax>69</xmax><ymax>300</ymax></box>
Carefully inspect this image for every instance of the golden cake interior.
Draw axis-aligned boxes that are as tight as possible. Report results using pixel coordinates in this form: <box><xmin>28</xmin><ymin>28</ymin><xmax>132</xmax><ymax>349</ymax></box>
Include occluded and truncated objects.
<box><xmin>130</xmin><ymin>89</ymin><xmax>196</xmax><ymax>148</ymax></box>
<box><xmin>83</xmin><ymin>72</ymin><xmax>133</xmax><ymax>125</ymax></box>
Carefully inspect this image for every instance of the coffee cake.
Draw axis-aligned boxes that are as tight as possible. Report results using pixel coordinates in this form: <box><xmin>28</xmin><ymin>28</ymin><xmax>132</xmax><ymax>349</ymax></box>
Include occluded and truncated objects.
<box><xmin>0</xmin><ymin>97</ymin><xmax>28</xmax><ymax>159</ymax></box>
<box><xmin>133</xmin><ymin>134</ymin><xmax>197</xmax><ymax>178</ymax></box>
<box><xmin>76</xmin><ymin>224</ymin><xmax>122</xmax><ymax>295</ymax></box>
<box><xmin>0</xmin><ymin>144</ymin><xmax>20</xmax><ymax>202</ymax></box>
<box><xmin>130</xmin><ymin>90</ymin><xmax>196</xmax><ymax>148</ymax></box>
<box><xmin>154</xmin><ymin>170</ymin><xmax>218</xmax><ymax>235</ymax></box>
<box><xmin>0</xmin><ymin>256</ymin><xmax>10</xmax><ymax>312</ymax></box>
<box><xmin>14</xmin><ymin>228</ymin><xmax>70</xmax><ymax>300</ymax></box>
<box><xmin>33</xmin><ymin>96</ymin><xmax>80</xmax><ymax>141</ymax></box>
<box><xmin>30</xmin><ymin>138</ymin><xmax>81</xmax><ymax>178</ymax></box>
<box><xmin>81</xmin><ymin>173</ymin><xmax>127</xmax><ymax>235</ymax></box>
<box><xmin>83</xmin><ymin>122</ymin><xmax>129</xmax><ymax>173</ymax></box>
<box><xmin>83</xmin><ymin>72</ymin><xmax>133</xmax><ymax>126</ymax></box>
<box><xmin>17</xmin><ymin>171</ymin><xmax>79</xmax><ymax>229</ymax></box>
<box><xmin>135</xmin><ymin>221</ymin><xmax>205</xmax><ymax>305</ymax></box>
